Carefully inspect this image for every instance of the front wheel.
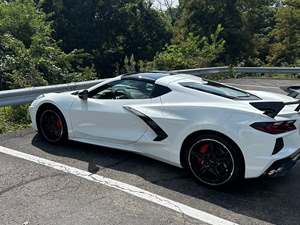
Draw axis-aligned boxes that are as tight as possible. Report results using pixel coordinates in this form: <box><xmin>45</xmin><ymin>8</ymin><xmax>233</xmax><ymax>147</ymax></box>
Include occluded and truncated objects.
<box><xmin>182</xmin><ymin>134</ymin><xmax>244</xmax><ymax>187</ymax></box>
<box><xmin>37</xmin><ymin>106</ymin><xmax>68</xmax><ymax>144</ymax></box>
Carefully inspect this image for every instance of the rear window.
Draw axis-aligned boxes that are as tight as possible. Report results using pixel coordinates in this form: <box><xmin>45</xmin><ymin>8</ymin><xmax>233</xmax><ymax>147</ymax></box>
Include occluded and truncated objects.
<box><xmin>180</xmin><ymin>81</ymin><xmax>260</xmax><ymax>100</ymax></box>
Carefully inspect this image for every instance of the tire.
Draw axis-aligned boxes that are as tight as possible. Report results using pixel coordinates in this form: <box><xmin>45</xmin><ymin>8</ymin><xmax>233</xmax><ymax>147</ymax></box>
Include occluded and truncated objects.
<box><xmin>182</xmin><ymin>134</ymin><xmax>244</xmax><ymax>188</ymax></box>
<box><xmin>37</xmin><ymin>105</ymin><xmax>68</xmax><ymax>144</ymax></box>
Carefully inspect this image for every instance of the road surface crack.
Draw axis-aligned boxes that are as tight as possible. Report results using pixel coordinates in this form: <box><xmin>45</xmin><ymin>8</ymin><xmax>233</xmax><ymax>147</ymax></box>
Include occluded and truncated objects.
<box><xmin>0</xmin><ymin>173</ymin><xmax>64</xmax><ymax>196</ymax></box>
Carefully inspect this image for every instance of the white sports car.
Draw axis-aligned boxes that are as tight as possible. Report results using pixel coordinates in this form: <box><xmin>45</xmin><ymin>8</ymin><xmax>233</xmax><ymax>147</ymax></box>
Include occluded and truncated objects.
<box><xmin>29</xmin><ymin>73</ymin><xmax>300</xmax><ymax>187</ymax></box>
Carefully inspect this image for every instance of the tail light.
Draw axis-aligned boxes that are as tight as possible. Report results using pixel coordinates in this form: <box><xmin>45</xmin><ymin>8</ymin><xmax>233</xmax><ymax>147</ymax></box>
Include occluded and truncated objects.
<box><xmin>251</xmin><ymin>120</ymin><xmax>296</xmax><ymax>134</ymax></box>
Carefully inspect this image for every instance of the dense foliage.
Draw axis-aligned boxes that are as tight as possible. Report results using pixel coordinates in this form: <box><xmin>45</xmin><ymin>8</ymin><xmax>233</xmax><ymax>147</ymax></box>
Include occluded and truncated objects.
<box><xmin>0</xmin><ymin>0</ymin><xmax>299</xmax><ymax>87</ymax></box>
<box><xmin>0</xmin><ymin>0</ymin><xmax>97</xmax><ymax>90</ymax></box>
<box><xmin>268</xmin><ymin>0</ymin><xmax>300</xmax><ymax>65</ymax></box>
<box><xmin>153</xmin><ymin>25</ymin><xmax>225</xmax><ymax>70</ymax></box>
<box><xmin>0</xmin><ymin>0</ymin><xmax>299</xmax><ymax>133</ymax></box>
<box><xmin>38</xmin><ymin>0</ymin><xmax>172</xmax><ymax>76</ymax></box>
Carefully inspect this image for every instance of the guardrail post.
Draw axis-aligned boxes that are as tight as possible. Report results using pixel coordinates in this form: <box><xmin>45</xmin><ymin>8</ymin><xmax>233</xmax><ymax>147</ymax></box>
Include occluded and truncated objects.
<box><xmin>230</xmin><ymin>66</ymin><xmax>238</xmax><ymax>79</ymax></box>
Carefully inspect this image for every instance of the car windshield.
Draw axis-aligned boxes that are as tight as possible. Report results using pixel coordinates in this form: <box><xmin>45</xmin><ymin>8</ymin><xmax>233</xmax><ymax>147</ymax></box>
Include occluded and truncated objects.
<box><xmin>180</xmin><ymin>80</ymin><xmax>260</xmax><ymax>100</ymax></box>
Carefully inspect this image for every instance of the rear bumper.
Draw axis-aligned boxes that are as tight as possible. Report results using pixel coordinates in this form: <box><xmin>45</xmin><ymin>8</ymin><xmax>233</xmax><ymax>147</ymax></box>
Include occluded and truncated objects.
<box><xmin>263</xmin><ymin>148</ymin><xmax>300</xmax><ymax>177</ymax></box>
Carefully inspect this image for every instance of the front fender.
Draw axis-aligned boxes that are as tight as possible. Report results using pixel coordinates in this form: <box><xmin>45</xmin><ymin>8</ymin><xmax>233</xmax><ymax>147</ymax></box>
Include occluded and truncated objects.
<box><xmin>29</xmin><ymin>93</ymin><xmax>75</xmax><ymax>134</ymax></box>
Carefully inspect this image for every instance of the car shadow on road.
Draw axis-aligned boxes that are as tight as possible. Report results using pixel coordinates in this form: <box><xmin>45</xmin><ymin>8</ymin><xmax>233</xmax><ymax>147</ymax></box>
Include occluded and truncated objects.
<box><xmin>32</xmin><ymin>134</ymin><xmax>300</xmax><ymax>225</ymax></box>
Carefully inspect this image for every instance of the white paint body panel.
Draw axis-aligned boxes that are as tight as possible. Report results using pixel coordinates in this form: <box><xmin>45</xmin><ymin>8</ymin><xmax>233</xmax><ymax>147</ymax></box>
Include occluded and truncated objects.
<box><xmin>29</xmin><ymin>74</ymin><xmax>300</xmax><ymax>179</ymax></box>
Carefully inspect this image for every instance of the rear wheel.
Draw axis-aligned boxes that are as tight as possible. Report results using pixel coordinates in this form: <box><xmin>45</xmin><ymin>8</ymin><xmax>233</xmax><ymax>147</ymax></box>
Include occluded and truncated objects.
<box><xmin>182</xmin><ymin>134</ymin><xmax>244</xmax><ymax>187</ymax></box>
<box><xmin>37</xmin><ymin>106</ymin><xmax>68</xmax><ymax>144</ymax></box>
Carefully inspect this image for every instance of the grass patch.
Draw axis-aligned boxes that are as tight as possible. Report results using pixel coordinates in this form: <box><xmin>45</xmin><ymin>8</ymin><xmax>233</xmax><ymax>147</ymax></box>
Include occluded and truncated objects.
<box><xmin>269</xmin><ymin>74</ymin><xmax>299</xmax><ymax>79</ymax></box>
<box><xmin>0</xmin><ymin>105</ymin><xmax>31</xmax><ymax>134</ymax></box>
<box><xmin>236</xmin><ymin>73</ymin><xmax>300</xmax><ymax>79</ymax></box>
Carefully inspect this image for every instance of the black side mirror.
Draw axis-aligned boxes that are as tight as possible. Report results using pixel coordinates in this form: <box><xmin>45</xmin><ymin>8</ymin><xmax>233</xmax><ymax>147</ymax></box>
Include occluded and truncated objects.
<box><xmin>78</xmin><ymin>89</ymin><xmax>89</xmax><ymax>100</ymax></box>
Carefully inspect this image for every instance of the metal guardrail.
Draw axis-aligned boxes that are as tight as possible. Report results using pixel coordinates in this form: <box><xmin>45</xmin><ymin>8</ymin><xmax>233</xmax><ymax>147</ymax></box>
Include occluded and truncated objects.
<box><xmin>0</xmin><ymin>79</ymin><xmax>104</xmax><ymax>107</ymax></box>
<box><xmin>234</xmin><ymin>67</ymin><xmax>300</xmax><ymax>74</ymax></box>
<box><xmin>0</xmin><ymin>66</ymin><xmax>299</xmax><ymax>107</ymax></box>
<box><xmin>171</xmin><ymin>66</ymin><xmax>229</xmax><ymax>75</ymax></box>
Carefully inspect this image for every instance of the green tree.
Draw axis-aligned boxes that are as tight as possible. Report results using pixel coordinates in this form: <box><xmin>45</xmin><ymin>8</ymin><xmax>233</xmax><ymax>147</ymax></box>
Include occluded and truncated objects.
<box><xmin>153</xmin><ymin>25</ymin><xmax>225</xmax><ymax>70</ymax></box>
<box><xmin>268</xmin><ymin>0</ymin><xmax>300</xmax><ymax>65</ymax></box>
<box><xmin>238</xmin><ymin>0</ymin><xmax>277</xmax><ymax>65</ymax></box>
<box><xmin>0</xmin><ymin>0</ymin><xmax>52</xmax><ymax>48</ymax></box>
<box><xmin>39</xmin><ymin>0</ymin><xmax>172</xmax><ymax>76</ymax></box>
<box><xmin>38</xmin><ymin>0</ymin><xmax>99</xmax><ymax>52</ymax></box>
<box><xmin>0</xmin><ymin>0</ymin><xmax>96</xmax><ymax>90</ymax></box>
<box><xmin>177</xmin><ymin>0</ymin><xmax>247</xmax><ymax>64</ymax></box>
<box><xmin>0</xmin><ymin>34</ymin><xmax>47</xmax><ymax>90</ymax></box>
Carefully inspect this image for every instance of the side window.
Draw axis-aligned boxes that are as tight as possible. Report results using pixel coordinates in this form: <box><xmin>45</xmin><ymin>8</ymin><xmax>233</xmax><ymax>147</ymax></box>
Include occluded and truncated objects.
<box><xmin>91</xmin><ymin>79</ymin><xmax>156</xmax><ymax>100</ymax></box>
<box><xmin>92</xmin><ymin>84</ymin><xmax>115</xmax><ymax>99</ymax></box>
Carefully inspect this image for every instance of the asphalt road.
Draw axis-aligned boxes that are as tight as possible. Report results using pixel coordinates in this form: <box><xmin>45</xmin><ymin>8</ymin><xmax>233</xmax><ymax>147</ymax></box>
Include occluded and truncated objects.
<box><xmin>1</xmin><ymin>78</ymin><xmax>300</xmax><ymax>225</ymax></box>
<box><xmin>222</xmin><ymin>78</ymin><xmax>297</xmax><ymax>94</ymax></box>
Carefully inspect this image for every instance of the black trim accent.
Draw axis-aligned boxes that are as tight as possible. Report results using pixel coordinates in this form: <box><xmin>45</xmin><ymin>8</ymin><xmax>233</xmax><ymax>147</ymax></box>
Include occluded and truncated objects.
<box><xmin>264</xmin><ymin>148</ymin><xmax>300</xmax><ymax>177</ymax></box>
<box><xmin>123</xmin><ymin>106</ymin><xmax>168</xmax><ymax>141</ymax></box>
<box><xmin>273</xmin><ymin>138</ymin><xmax>284</xmax><ymax>155</ymax></box>
<box><xmin>151</xmin><ymin>84</ymin><xmax>172</xmax><ymax>98</ymax></box>
<box><xmin>250</xmin><ymin>102</ymin><xmax>285</xmax><ymax>118</ymax></box>
<box><xmin>250</xmin><ymin>100</ymin><xmax>300</xmax><ymax>118</ymax></box>
<box><xmin>281</xmin><ymin>86</ymin><xmax>300</xmax><ymax>98</ymax></box>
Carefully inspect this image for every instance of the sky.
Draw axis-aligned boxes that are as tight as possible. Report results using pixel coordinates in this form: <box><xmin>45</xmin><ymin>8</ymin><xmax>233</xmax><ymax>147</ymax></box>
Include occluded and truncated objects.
<box><xmin>153</xmin><ymin>0</ymin><xmax>179</xmax><ymax>9</ymax></box>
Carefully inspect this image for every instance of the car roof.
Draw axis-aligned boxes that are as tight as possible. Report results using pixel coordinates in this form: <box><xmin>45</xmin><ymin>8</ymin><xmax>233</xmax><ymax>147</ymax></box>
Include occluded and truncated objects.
<box><xmin>121</xmin><ymin>72</ymin><xmax>205</xmax><ymax>85</ymax></box>
<box><xmin>87</xmin><ymin>72</ymin><xmax>205</xmax><ymax>93</ymax></box>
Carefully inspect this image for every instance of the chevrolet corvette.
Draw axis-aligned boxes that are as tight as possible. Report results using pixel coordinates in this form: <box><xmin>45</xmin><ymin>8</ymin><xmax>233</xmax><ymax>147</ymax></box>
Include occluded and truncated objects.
<box><xmin>29</xmin><ymin>73</ymin><xmax>300</xmax><ymax>187</ymax></box>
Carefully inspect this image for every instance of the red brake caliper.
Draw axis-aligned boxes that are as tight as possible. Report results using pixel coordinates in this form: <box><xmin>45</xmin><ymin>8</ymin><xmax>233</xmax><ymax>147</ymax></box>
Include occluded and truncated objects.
<box><xmin>56</xmin><ymin>118</ymin><xmax>62</xmax><ymax>129</ymax></box>
<box><xmin>197</xmin><ymin>143</ymin><xmax>209</xmax><ymax>166</ymax></box>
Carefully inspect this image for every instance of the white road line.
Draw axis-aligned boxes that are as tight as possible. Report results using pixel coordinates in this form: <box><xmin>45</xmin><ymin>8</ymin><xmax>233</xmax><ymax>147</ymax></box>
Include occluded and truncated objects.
<box><xmin>0</xmin><ymin>145</ymin><xmax>238</xmax><ymax>225</ymax></box>
<box><xmin>224</xmin><ymin>83</ymin><xmax>280</xmax><ymax>89</ymax></box>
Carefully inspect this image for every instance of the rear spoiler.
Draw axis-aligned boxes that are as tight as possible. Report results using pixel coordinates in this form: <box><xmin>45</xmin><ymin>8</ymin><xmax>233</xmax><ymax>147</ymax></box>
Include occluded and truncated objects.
<box><xmin>281</xmin><ymin>86</ymin><xmax>300</xmax><ymax>98</ymax></box>
<box><xmin>250</xmin><ymin>100</ymin><xmax>300</xmax><ymax>118</ymax></box>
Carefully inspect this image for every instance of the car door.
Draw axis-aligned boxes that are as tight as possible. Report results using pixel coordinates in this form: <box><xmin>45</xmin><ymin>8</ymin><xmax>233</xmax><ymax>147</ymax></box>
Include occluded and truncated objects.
<box><xmin>69</xmin><ymin>79</ymin><xmax>159</xmax><ymax>145</ymax></box>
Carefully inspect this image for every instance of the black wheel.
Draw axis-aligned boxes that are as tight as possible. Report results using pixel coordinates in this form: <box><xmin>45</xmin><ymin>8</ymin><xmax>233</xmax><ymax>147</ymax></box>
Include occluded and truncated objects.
<box><xmin>37</xmin><ymin>106</ymin><xmax>68</xmax><ymax>144</ymax></box>
<box><xmin>182</xmin><ymin>134</ymin><xmax>244</xmax><ymax>187</ymax></box>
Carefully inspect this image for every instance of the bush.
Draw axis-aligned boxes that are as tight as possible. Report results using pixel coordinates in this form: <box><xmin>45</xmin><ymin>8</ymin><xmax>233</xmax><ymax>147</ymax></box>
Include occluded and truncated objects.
<box><xmin>0</xmin><ymin>105</ymin><xmax>31</xmax><ymax>134</ymax></box>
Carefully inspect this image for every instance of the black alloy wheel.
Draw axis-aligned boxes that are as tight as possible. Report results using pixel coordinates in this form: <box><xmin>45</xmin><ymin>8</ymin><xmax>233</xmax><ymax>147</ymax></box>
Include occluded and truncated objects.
<box><xmin>183</xmin><ymin>134</ymin><xmax>244</xmax><ymax>187</ymax></box>
<box><xmin>38</xmin><ymin>107</ymin><xmax>67</xmax><ymax>143</ymax></box>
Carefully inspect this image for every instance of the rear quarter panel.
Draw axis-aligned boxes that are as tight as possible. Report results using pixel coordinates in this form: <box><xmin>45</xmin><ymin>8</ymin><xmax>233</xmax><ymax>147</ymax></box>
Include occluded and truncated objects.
<box><xmin>158</xmin><ymin>90</ymin><xmax>279</xmax><ymax>177</ymax></box>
